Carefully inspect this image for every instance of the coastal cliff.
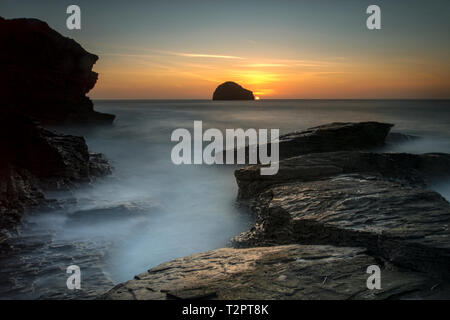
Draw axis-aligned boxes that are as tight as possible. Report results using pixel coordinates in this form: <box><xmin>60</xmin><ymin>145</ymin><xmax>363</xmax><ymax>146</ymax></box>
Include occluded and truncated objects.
<box><xmin>0</xmin><ymin>17</ymin><xmax>113</xmax><ymax>233</ymax></box>
<box><xmin>0</xmin><ymin>17</ymin><xmax>114</xmax><ymax>124</ymax></box>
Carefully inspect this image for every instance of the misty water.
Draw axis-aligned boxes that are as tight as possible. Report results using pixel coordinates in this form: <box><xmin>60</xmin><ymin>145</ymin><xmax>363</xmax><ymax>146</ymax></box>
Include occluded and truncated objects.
<box><xmin>1</xmin><ymin>100</ymin><xmax>450</xmax><ymax>299</ymax></box>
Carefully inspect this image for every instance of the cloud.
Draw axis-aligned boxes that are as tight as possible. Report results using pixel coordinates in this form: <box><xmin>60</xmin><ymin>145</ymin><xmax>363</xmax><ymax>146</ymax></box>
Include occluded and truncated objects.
<box><xmin>242</xmin><ymin>59</ymin><xmax>342</xmax><ymax>69</ymax></box>
<box><xmin>245</xmin><ymin>63</ymin><xmax>288</xmax><ymax>68</ymax></box>
<box><xmin>172</xmin><ymin>52</ymin><xmax>244</xmax><ymax>60</ymax></box>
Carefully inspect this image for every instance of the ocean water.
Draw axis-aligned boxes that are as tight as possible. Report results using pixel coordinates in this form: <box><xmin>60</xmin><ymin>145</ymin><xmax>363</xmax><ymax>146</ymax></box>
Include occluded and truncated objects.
<box><xmin>1</xmin><ymin>99</ymin><xmax>450</xmax><ymax>299</ymax></box>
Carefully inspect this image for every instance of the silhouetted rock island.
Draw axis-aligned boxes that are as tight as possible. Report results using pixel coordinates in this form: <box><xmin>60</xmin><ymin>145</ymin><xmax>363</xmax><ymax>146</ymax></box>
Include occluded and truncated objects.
<box><xmin>212</xmin><ymin>81</ymin><xmax>254</xmax><ymax>100</ymax></box>
<box><xmin>0</xmin><ymin>17</ymin><xmax>115</xmax><ymax>124</ymax></box>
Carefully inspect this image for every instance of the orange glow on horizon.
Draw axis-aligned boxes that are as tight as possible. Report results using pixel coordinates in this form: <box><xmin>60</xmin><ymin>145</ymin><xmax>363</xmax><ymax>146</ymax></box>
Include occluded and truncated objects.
<box><xmin>89</xmin><ymin>51</ymin><xmax>450</xmax><ymax>99</ymax></box>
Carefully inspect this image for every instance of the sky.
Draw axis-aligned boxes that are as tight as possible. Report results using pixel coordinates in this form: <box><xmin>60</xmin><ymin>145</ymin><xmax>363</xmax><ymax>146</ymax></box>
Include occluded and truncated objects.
<box><xmin>1</xmin><ymin>0</ymin><xmax>450</xmax><ymax>99</ymax></box>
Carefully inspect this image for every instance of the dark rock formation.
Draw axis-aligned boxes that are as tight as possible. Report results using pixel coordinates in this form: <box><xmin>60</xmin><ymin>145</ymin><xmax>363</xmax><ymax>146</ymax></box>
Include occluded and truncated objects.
<box><xmin>0</xmin><ymin>227</ymin><xmax>115</xmax><ymax>299</ymax></box>
<box><xmin>235</xmin><ymin>151</ymin><xmax>450</xmax><ymax>199</ymax></box>
<box><xmin>233</xmin><ymin>151</ymin><xmax>450</xmax><ymax>277</ymax></box>
<box><xmin>212</xmin><ymin>81</ymin><xmax>254</xmax><ymax>100</ymax></box>
<box><xmin>0</xmin><ymin>112</ymin><xmax>112</xmax><ymax>229</ymax></box>
<box><xmin>221</xmin><ymin>121</ymin><xmax>393</xmax><ymax>163</ymax></box>
<box><xmin>102</xmin><ymin>245</ymin><xmax>446</xmax><ymax>300</ymax></box>
<box><xmin>0</xmin><ymin>17</ymin><xmax>114</xmax><ymax>124</ymax></box>
<box><xmin>277</xmin><ymin>122</ymin><xmax>393</xmax><ymax>159</ymax></box>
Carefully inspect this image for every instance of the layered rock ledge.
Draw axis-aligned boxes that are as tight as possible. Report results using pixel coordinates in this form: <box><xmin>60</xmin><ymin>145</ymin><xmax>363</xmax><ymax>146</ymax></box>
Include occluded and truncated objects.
<box><xmin>223</xmin><ymin>121</ymin><xmax>394</xmax><ymax>163</ymax></box>
<box><xmin>233</xmin><ymin>151</ymin><xmax>450</xmax><ymax>276</ymax></box>
<box><xmin>102</xmin><ymin>245</ymin><xmax>442</xmax><ymax>300</ymax></box>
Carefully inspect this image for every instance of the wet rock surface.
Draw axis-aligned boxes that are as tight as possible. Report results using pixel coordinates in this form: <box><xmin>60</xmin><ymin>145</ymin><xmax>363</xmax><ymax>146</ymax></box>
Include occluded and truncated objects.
<box><xmin>224</xmin><ymin>121</ymin><xmax>394</xmax><ymax>163</ymax></box>
<box><xmin>235</xmin><ymin>151</ymin><xmax>450</xmax><ymax>199</ymax></box>
<box><xmin>276</xmin><ymin>122</ymin><xmax>393</xmax><ymax>160</ymax></box>
<box><xmin>0</xmin><ymin>112</ymin><xmax>112</xmax><ymax>230</ymax></box>
<box><xmin>102</xmin><ymin>245</ymin><xmax>448</xmax><ymax>300</ymax></box>
<box><xmin>0</xmin><ymin>223</ymin><xmax>114</xmax><ymax>299</ymax></box>
<box><xmin>234</xmin><ymin>172</ymin><xmax>450</xmax><ymax>275</ymax></box>
<box><xmin>0</xmin><ymin>196</ymin><xmax>160</xmax><ymax>299</ymax></box>
<box><xmin>0</xmin><ymin>17</ymin><xmax>115</xmax><ymax>124</ymax></box>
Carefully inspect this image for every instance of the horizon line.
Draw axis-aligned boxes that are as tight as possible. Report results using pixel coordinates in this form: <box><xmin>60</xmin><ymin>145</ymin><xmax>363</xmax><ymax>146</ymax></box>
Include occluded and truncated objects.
<box><xmin>91</xmin><ymin>98</ymin><xmax>450</xmax><ymax>101</ymax></box>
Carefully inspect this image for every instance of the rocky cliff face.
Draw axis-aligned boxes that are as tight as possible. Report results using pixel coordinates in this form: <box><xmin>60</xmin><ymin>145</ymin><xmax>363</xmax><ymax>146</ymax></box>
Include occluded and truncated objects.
<box><xmin>0</xmin><ymin>17</ymin><xmax>114</xmax><ymax>232</ymax></box>
<box><xmin>0</xmin><ymin>112</ymin><xmax>112</xmax><ymax>230</ymax></box>
<box><xmin>212</xmin><ymin>81</ymin><xmax>254</xmax><ymax>100</ymax></box>
<box><xmin>0</xmin><ymin>17</ymin><xmax>114</xmax><ymax>124</ymax></box>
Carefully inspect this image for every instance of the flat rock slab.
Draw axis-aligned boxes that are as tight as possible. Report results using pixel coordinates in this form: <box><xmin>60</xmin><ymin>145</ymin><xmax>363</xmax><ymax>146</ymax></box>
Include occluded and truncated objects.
<box><xmin>102</xmin><ymin>245</ymin><xmax>436</xmax><ymax>300</ymax></box>
<box><xmin>277</xmin><ymin>122</ymin><xmax>393</xmax><ymax>159</ymax></box>
<box><xmin>222</xmin><ymin>122</ymin><xmax>394</xmax><ymax>163</ymax></box>
<box><xmin>235</xmin><ymin>151</ymin><xmax>450</xmax><ymax>199</ymax></box>
<box><xmin>234</xmin><ymin>152</ymin><xmax>450</xmax><ymax>276</ymax></box>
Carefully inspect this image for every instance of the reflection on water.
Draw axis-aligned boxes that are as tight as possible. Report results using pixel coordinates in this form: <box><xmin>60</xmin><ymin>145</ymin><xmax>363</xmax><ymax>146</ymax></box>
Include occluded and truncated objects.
<box><xmin>1</xmin><ymin>100</ymin><xmax>449</xmax><ymax>299</ymax></box>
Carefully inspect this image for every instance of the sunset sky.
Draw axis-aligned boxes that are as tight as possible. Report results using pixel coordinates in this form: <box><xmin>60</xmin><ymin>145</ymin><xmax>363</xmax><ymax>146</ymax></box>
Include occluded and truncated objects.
<box><xmin>2</xmin><ymin>0</ymin><xmax>450</xmax><ymax>99</ymax></box>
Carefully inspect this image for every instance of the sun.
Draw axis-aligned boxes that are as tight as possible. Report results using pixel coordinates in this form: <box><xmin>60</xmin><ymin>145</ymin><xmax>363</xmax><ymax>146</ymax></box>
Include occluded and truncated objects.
<box><xmin>255</xmin><ymin>96</ymin><xmax>260</xmax><ymax>100</ymax></box>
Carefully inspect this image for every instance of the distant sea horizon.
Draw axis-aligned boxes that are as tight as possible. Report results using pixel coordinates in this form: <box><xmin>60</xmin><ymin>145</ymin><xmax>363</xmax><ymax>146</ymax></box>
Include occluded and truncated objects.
<box><xmin>92</xmin><ymin>98</ymin><xmax>450</xmax><ymax>101</ymax></box>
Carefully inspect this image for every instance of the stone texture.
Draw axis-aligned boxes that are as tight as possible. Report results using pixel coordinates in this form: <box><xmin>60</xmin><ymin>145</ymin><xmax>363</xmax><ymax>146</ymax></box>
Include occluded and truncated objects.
<box><xmin>223</xmin><ymin>122</ymin><xmax>394</xmax><ymax>163</ymax></box>
<box><xmin>233</xmin><ymin>151</ymin><xmax>450</xmax><ymax>277</ymax></box>
<box><xmin>0</xmin><ymin>112</ymin><xmax>112</xmax><ymax>230</ymax></box>
<box><xmin>276</xmin><ymin>122</ymin><xmax>393</xmax><ymax>159</ymax></box>
<box><xmin>235</xmin><ymin>151</ymin><xmax>450</xmax><ymax>199</ymax></box>
<box><xmin>102</xmin><ymin>245</ymin><xmax>441</xmax><ymax>300</ymax></box>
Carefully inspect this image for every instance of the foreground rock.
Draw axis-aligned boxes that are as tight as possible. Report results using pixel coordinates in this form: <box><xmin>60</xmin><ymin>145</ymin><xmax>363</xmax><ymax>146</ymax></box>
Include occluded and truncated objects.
<box><xmin>212</xmin><ymin>82</ymin><xmax>254</xmax><ymax>100</ymax></box>
<box><xmin>235</xmin><ymin>151</ymin><xmax>450</xmax><ymax>199</ymax></box>
<box><xmin>103</xmin><ymin>244</ymin><xmax>446</xmax><ymax>300</ymax></box>
<box><xmin>0</xmin><ymin>112</ymin><xmax>112</xmax><ymax>230</ymax></box>
<box><xmin>0</xmin><ymin>17</ymin><xmax>114</xmax><ymax>124</ymax></box>
<box><xmin>234</xmin><ymin>151</ymin><xmax>450</xmax><ymax>277</ymax></box>
<box><xmin>0</xmin><ymin>229</ymin><xmax>115</xmax><ymax>299</ymax></box>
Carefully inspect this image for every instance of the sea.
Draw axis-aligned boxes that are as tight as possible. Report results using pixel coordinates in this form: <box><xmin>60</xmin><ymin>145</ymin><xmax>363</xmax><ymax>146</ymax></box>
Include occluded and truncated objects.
<box><xmin>1</xmin><ymin>99</ymin><xmax>449</xmax><ymax>299</ymax></box>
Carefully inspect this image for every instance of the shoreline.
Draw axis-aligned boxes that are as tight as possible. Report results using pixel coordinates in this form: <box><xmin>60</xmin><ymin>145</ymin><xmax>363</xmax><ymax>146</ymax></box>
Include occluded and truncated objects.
<box><xmin>103</xmin><ymin>122</ymin><xmax>450</xmax><ymax>300</ymax></box>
